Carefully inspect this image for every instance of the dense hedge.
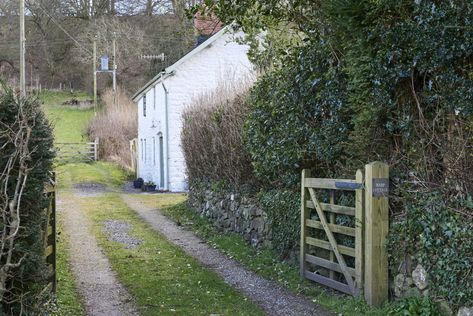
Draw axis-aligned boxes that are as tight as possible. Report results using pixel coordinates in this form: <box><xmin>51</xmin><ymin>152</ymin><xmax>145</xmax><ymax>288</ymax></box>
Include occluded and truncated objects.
<box><xmin>182</xmin><ymin>83</ymin><xmax>256</xmax><ymax>189</ymax></box>
<box><xmin>185</xmin><ymin>0</ymin><xmax>473</xmax><ymax>308</ymax></box>
<box><xmin>0</xmin><ymin>86</ymin><xmax>55</xmax><ymax>313</ymax></box>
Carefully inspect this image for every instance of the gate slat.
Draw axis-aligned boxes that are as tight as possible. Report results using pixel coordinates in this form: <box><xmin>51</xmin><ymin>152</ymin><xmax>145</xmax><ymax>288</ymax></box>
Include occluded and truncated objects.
<box><xmin>304</xmin><ymin>178</ymin><xmax>362</xmax><ymax>190</ymax></box>
<box><xmin>306</xmin><ymin>237</ymin><xmax>356</xmax><ymax>257</ymax></box>
<box><xmin>303</xmin><ymin>271</ymin><xmax>352</xmax><ymax>295</ymax></box>
<box><xmin>308</xmin><ymin>188</ymin><xmax>356</xmax><ymax>293</ymax></box>
<box><xmin>305</xmin><ymin>254</ymin><xmax>356</xmax><ymax>277</ymax></box>
<box><xmin>306</xmin><ymin>201</ymin><xmax>356</xmax><ymax>216</ymax></box>
<box><xmin>56</xmin><ymin>141</ymin><xmax>97</xmax><ymax>162</ymax></box>
<box><xmin>355</xmin><ymin>169</ymin><xmax>364</xmax><ymax>292</ymax></box>
<box><xmin>306</xmin><ymin>219</ymin><xmax>356</xmax><ymax>237</ymax></box>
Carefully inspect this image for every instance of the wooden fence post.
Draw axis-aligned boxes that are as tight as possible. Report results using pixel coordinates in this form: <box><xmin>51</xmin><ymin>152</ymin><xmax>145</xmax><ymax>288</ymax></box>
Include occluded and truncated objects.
<box><xmin>94</xmin><ymin>138</ymin><xmax>99</xmax><ymax>161</ymax></box>
<box><xmin>300</xmin><ymin>169</ymin><xmax>310</xmax><ymax>277</ymax></box>
<box><xmin>364</xmin><ymin>162</ymin><xmax>389</xmax><ymax>306</ymax></box>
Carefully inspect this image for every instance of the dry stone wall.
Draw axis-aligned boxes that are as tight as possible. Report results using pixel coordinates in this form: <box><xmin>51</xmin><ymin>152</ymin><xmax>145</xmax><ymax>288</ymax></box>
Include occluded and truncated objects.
<box><xmin>393</xmin><ymin>258</ymin><xmax>472</xmax><ymax>316</ymax></box>
<box><xmin>188</xmin><ymin>189</ymin><xmax>271</xmax><ymax>248</ymax></box>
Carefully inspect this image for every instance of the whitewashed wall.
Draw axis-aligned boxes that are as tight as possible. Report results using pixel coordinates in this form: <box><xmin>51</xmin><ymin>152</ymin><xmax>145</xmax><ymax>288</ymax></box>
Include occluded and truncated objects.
<box><xmin>137</xmin><ymin>32</ymin><xmax>254</xmax><ymax>192</ymax></box>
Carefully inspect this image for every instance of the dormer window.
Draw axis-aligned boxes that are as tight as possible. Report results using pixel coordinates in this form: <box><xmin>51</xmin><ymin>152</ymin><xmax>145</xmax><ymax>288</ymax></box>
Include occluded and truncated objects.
<box><xmin>143</xmin><ymin>95</ymin><xmax>147</xmax><ymax>117</ymax></box>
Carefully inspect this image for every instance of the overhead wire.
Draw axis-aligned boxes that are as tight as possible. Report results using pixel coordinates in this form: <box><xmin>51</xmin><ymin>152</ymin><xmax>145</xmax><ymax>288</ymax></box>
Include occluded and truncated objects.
<box><xmin>0</xmin><ymin>39</ymin><xmax>77</xmax><ymax>49</ymax></box>
<box><xmin>33</xmin><ymin>3</ymin><xmax>93</xmax><ymax>56</ymax></box>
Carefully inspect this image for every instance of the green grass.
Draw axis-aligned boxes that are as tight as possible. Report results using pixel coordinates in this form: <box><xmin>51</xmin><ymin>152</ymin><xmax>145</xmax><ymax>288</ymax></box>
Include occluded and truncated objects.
<box><xmin>56</xmin><ymin>162</ymin><xmax>131</xmax><ymax>190</ymax></box>
<box><xmin>159</xmin><ymin>201</ymin><xmax>390</xmax><ymax>316</ymax></box>
<box><xmin>57</xmin><ymin>162</ymin><xmax>263</xmax><ymax>315</ymax></box>
<box><xmin>39</xmin><ymin>90</ymin><xmax>95</xmax><ymax>143</ymax></box>
<box><xmin>74</xmin><ymin>193</ymin><xmax>264</xmax><ymax>316</ymax></box>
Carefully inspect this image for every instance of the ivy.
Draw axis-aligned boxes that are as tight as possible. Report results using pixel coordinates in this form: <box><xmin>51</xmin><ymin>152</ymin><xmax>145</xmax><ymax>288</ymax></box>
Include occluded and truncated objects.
<box><xmin>257</xmin><ymin>189</ymin><xmax>300</xmax><ymax>257</ymax></box>
<box><xmin>388</xmin><ymin>192</ymin><xmax>473</xmax><ymax>308</ymax></box>
<box><xmin>186</xmin><ymin>1</ymin><xmax>473</xmax><ymax>308</ymax></box>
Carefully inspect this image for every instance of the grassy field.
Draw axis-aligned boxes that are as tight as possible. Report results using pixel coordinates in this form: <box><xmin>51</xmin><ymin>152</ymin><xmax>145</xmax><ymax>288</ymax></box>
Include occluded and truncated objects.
<box><xmin>40</xmin><ymin>90</ymin><xmax>95</xmax><ymax>143</ymax></box>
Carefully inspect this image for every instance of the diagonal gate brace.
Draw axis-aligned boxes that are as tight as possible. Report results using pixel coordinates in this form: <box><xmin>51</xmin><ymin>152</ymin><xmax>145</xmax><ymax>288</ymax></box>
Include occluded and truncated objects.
<box><xmin>308</xmin><ymin>188</ymin><xmax>356</xmax><ymax>294</ymax></box>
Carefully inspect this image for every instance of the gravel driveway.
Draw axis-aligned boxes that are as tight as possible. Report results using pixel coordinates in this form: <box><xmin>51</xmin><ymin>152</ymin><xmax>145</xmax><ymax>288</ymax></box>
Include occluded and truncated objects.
<box><xmin>57</xmin><ymin>190</ymin><xmax>138</xmax><ymax>316</ymax></box>
<box><xmin>121</xmin><ymin>194</ymin><xmax>331</xmax><ymax>316</ymax></box>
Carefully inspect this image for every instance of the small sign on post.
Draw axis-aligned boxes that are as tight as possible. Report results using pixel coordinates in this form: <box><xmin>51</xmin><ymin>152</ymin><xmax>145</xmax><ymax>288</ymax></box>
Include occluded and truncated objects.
<box><xmin>364</xmin><ymin>161</ymin><xmax>389</xmax><ymax>307</ymax></box>
<box><xmin>100</xmin><ymin>55</ymin><xmax>109</xmax><ymax>71</ymax></box>
<box><xmin>372</xmin><ymin>178</ymin><xmax>389</xmax><ymax>197</ymax></box>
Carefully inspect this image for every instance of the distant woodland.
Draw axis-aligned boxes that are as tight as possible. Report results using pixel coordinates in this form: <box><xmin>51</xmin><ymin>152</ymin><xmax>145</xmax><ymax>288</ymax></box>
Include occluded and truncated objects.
<box><xmin>0</xmin><ymin>0</ymin><xmax>199</xmax><ymax>93</ymax></box>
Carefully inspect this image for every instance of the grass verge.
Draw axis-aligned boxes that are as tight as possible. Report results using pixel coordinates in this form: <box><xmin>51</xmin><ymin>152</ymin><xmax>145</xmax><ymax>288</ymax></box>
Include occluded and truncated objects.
<box><xmin>74</xmin><ymin>193</ymin><xmax>264</xmax><ymax>316</ymax></box>
<box><xmin>56</xmin><ymin>162</ymin><xmax>131</xmax><ymax>190</ymax></box>
<box><xmin>159</xmin><ymin>201</ymin><xmax>390</xmax><ymax>316</ymax></box>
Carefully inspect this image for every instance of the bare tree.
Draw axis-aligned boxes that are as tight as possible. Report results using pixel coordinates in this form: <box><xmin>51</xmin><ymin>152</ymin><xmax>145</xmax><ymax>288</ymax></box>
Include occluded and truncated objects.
<box><xmin>73</xmin><ymin>16</ymin><xmax>147</xmax><ymax>76</ymax></box>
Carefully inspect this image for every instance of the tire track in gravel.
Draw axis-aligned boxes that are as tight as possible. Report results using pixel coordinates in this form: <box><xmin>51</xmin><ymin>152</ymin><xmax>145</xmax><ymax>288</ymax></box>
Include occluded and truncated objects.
<box><xmin>121</xmin><ymin>194</ymin><xmax>331</xmax><ymax>316</ymax></box>
<box><xmin>57</xmin><ymin>190</ymin><xmax>139</xmax><ymax>316</ymax></box>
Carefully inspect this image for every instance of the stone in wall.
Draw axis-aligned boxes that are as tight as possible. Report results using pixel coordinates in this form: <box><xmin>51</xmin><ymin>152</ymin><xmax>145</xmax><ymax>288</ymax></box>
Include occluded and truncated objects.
<box><xmin>188</xmin><ymin>188</ymin><xmax>271</xmax><ymax>247</ymax></box>
<box><xmin>412</xmin><ymin>264</ymin><xmax>428</xmax><ymax>290</ymax></box>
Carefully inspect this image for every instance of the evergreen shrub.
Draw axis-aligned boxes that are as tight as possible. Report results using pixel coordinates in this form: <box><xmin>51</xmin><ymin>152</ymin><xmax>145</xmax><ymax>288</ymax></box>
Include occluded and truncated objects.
<box><xmin>0</xmin><ymin>85</ymin><xmax>55</xmax><ymax>313</ymax></box>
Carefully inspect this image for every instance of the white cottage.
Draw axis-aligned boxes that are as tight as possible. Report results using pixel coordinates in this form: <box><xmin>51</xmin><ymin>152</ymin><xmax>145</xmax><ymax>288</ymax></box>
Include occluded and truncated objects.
<box><xmin>132</xmin><ymin>26</ymin><xmax>254</xmax><ymax>192</ymax></box>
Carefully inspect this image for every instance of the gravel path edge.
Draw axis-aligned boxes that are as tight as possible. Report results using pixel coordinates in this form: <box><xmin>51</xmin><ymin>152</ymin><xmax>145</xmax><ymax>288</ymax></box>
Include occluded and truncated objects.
<box><xmin>121</xmin><ymin>194</ymin><xmax>332</xmax><ymax>316</ymax></box>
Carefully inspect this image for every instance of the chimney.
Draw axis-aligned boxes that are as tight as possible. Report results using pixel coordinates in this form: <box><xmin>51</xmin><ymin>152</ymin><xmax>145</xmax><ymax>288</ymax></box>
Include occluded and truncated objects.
<box><xmin>194</xmin><ymin>5</ymin><xmax>223</xmax><ymax>45</ymax></box>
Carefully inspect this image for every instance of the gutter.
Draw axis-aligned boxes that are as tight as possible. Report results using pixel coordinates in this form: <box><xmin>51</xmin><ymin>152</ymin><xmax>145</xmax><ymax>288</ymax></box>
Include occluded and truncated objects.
<box><xmin>162</xmin><ymin>81</ymin><xmax>170</xmax><ymax>191</ymax></box>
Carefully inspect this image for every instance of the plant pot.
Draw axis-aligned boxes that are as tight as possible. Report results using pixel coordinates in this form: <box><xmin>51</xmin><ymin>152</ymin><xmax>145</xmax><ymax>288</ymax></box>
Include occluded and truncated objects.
<box><xmin>133</xmin><ymin>178</ymin><xmax>144</xmax><ymax>189</ymax></box>
<box><xmin>142</xmin><ymin>184</ymin><xmax>156</xmax><ymax>192</ymax></box>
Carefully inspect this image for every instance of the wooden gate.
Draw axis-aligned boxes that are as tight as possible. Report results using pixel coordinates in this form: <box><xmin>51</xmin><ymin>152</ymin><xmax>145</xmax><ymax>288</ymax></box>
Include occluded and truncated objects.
<box><xmin>300</xmin><ymin>162</ymin><xmax>389</xmax><ymax>306</ymax></box>
<box><xmin>56</xmin><ymin>138</ymin><xmax>99</xmax><ymax>163</ymax></box>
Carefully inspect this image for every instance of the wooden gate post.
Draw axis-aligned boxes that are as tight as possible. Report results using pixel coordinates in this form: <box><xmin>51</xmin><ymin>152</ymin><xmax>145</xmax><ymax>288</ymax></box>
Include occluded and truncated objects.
<box><xmin>364</xmin><ymin>162</ymin><xmax>389</xmax><ymax>306</ymax></box>
<box><xmin>300</xmin><ymin>169</ymin><xmax>310</xmax><ymax>277</ymax></box>
<box><xmin>94</xmin><ymin>138</ymin><xmax>99</xmax><ymax>161</ymax></box>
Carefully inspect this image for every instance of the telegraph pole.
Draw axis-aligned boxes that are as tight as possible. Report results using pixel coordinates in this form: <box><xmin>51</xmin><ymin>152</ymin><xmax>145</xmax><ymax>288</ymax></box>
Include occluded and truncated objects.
<box><xmin>112</xmin><ymin>32</ymin><xmax>117</xmax><ymax>107</ymax></box>
<box><xmin>112</xmin><ymin>33</ymin><xmax>116</xmax><ymax>92</ymax></box>
<box><xmin>93</xmin><ymin>37</ymin><xmax>97</xmax><ymax>116</ymax></box>
<box><xmin>19</xmin><ymin>0</ymin><xmax>26</xmax><ymax>98</ymax></box>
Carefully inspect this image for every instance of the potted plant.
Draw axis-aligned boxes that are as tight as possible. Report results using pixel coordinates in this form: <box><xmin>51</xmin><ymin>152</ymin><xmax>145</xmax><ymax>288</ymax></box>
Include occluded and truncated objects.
<box><xmin>143</xmin><ymin>181</ymin><xmax>157</xmax><ymax>192</ymax></box>
<box><xmin>133</xmin><ymin>178</ymin><xmax>144</xmax><ymax>189</ymax></box>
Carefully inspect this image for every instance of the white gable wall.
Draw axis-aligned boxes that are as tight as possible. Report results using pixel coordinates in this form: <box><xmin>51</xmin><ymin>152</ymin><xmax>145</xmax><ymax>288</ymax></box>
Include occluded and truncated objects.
<box><xmin>137</xmin><ymin>31</ymin><xmax>254</xmax><ymax>192</ymax></box>
<box><xmin>137</xmin><ymin>84</ymin><xmax>168</xmax><ymax>189</ymax></box>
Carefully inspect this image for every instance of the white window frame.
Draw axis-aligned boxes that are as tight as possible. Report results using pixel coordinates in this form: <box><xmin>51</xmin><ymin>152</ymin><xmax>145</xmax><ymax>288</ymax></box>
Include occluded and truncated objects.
<box><xmin>144</xmin><ymin>139</ymin><xmax>147</xmax><ymax>163</ymax></box>
<box><xmin>143</xmin><ymin>95</ymin><xmax>147</xmax><ymax>117</ymax></box>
